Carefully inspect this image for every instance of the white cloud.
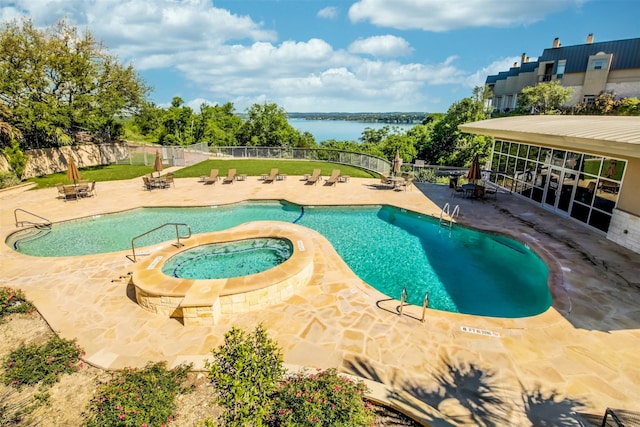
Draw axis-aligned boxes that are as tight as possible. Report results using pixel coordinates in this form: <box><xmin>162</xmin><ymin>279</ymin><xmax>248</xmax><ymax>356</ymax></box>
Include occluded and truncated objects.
<box><xmin>349</xmin><ymin>0</ymin><xmax>583</xmax><ymax>31</ymax></box>
<box><xmin>348</xmin><ymin>35</ymin><xmax>413</xmax><ymax>57</ymax></box>
<box><xmin>317</xmin><ymin>6</ymin><xmax>339</xmax><ymax>19</ymax></box>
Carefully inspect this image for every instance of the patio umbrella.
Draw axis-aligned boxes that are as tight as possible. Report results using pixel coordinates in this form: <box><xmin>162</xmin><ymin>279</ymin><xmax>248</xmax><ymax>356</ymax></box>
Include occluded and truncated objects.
<box><xmin>605</xmin><ymin>160</ymin><xmax>617</xmax><ymax>178</ymax></box>
<box><xmin>467</xmin><ymin>155</ymin><xmax>482</xmax><ymax>184</ymax></box>
<box><xmin>153</xmin><ymin>150</ymin><xmax>163</xmax><ymax>177</ymax></box>
<box><xmin>392</xmin><ymin>151</ymin><xmax>403</xmax><ymax>176</ymax></box>
<box><xmin>66</xmin><ymin>156</ymin><xmax>81</xmax><ymax>184</ymax></box>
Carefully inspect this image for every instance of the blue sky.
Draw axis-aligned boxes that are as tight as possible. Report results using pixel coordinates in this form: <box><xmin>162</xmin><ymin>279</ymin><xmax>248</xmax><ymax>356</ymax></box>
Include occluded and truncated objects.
<box><xmin>1</xmin><ymin>0</ymin><xmax>639</xmax><ymax>113</ymax></box>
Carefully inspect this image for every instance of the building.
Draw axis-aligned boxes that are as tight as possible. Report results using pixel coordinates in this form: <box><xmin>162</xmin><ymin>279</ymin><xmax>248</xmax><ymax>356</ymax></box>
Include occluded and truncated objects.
<box><xmin>486</xmin><ymin>35</ymin><xmax>640</xmax><ymax>113</ymax></box>
<box><xmin>459</xmin><ymin>115</ymin><xmax>640</xmax><ymax>254</ymax></box>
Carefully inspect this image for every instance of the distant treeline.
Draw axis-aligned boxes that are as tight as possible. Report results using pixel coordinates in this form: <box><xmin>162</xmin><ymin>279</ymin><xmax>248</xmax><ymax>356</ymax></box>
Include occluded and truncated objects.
<box><xmin>287</xmin><ymin>112</ymin><xmax>428</xmax><ymax>124</ymax></box>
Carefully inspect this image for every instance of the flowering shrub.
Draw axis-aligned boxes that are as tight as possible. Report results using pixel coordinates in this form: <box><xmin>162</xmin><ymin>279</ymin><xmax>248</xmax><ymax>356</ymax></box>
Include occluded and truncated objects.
<box><xmin>268</xmin><ymin>368</ymin><xmax>374</xmax><ymax>426</ymax></box>
<box><xmin>0</xmin><ymin>287</ymin><xmax>34</xmax><ymax>321</ymax></box>
<box><xmin>206</xmin><ymin>324</ymin><xmax>285</xmax><ymax>426</ymax></box>
<box><xmin>2</xmin><ymin>335</ymin><xmax>84</xmax><ymax>390</ymax></box>
<box><xmin>85</xmin><ymin>361</ymin><xmax>192</xmax><ymax>427</ymax></box>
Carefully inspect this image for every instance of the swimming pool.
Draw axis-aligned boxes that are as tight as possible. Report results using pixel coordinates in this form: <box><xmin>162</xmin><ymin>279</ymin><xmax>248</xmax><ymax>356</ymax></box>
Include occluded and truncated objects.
<box><xmin>7</xmin><ymin>201</ymin><xmax>551</xmax><ymax>317</ymax></box>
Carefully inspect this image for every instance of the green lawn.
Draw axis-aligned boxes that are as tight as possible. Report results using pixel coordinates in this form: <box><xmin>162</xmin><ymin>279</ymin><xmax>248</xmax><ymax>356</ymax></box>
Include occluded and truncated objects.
<box><xmin>27</xmin><ymin>160</ymin><xmax>378</xmax><ymax>189</ymax></box>
<box><xmin>173</xmin><ymin>159</ymin><xmax>378</xmax><ymax>179</ymax></box>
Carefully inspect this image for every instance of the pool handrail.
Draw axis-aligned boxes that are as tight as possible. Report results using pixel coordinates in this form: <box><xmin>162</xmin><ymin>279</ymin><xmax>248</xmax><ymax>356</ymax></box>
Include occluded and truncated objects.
<box><xmin>130</xmin><ymin>222</ymin><xmax>192</xmax><ymax>263</ymax></box>
<box><xmin>14</xmin><ymin>208</ymin><xmax>51</xmax><ymax>228</ymax></box>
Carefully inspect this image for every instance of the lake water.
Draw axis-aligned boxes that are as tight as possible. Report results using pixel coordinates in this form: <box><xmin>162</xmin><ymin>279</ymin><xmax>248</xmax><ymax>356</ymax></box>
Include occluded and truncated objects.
<box><xmin>288</xmin><ymin>118</ymin><xmax>415</xmax><ymax>142</ymax></box>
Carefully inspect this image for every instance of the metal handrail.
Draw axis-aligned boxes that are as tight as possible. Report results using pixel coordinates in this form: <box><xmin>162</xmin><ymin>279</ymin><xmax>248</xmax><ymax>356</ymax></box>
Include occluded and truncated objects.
<box><xmin>439</xmin><ymin>203</ymin><xmax>459</xmax><ymax>229</ymax></box>
<box><xmin>130</xmin><ymin>223</ymin><xmax>191</xmax><ymax>263</ymax></box>
<box><xmin>398</xmin><ymin>287</ymin><xmax>408</xmax><ymax>317</ymax></box>
<box><xmin>14</xmin><ymin>208</ymin><xmax>51</xmax><ymax>228</ymax></box>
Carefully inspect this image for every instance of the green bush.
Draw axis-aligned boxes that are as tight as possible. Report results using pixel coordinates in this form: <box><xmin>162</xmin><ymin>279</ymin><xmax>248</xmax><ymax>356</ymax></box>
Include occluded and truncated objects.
<box><xmin>413</xmin><ymin>168</ymin><xmax>436</xmax><ymax>183</ymax></box>
<box><xmin>0</xmin><ymin>171</ymin><xmax>20</xmax><ymax>189</ymax></box>
<box><xmin>0</xmin><ymin>287</ymin><xmax>34</xmax><ymax>321</ymax></box>
<box><xmin>2</xmin><ymin>335</ymin><xmax>84</xmax><ymax>390</ymax></box>
<box><xmin>268</xmin><ymin>368</ymin><xmax>374</xmax><ymax>426</ymax></box>
<box><xmin>85</xmin><ymin>361</ymin><xmax>192</xmax><ymax>427</ymax></box>
<box><xmin>206</xmin><ymin>325</ymin><xmax>285</xmax><ymax>427</ymax></box>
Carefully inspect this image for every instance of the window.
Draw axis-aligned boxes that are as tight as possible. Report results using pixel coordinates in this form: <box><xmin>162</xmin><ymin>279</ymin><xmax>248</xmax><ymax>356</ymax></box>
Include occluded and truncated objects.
<box><xmin>556</xmin><ymin>60</ymin><xmax>566</xmax><ymax>78</ymax></box>
<box><xmin>590</xmin><ymin>58</ymin><xmax>607</xmax><ymax>70</ymax></box>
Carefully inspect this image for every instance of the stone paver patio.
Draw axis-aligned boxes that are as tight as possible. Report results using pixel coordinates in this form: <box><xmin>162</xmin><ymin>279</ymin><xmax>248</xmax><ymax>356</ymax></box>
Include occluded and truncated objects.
<box><xmin>1</xmin><ymin>172</ymin><xmax>639</xmax><ymax>426</ymax></box>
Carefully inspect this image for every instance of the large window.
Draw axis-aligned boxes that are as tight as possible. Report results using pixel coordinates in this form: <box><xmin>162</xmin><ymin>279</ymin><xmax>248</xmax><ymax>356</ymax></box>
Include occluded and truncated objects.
<box><xmin>489</xmin><ymin>140</ymin><xmax>626</xmax><ymax>233</ymax></box>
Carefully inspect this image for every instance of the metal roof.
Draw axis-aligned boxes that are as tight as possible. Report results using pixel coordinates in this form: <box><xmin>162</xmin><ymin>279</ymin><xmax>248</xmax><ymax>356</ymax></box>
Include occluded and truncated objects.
<box><xmin>459</xmin><ymin>116</ymin><xmax>640</xmax><ymax>158</ymax></box>
<box><xmin>538</xmin><ymin>38</ymin><xmax>640</xmax><ymax>73</ymax></box>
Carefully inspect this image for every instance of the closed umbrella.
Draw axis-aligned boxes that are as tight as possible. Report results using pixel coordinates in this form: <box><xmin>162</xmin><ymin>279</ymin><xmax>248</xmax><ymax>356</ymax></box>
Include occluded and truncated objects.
<box><xmin>154</xmin><ymin>150</ymin><xmax>163</xmax><ymax>177</ymax></box>
<box><xmin>392</xmin><ymin>151</ymin><xmax>403</xmax><ymax>176</ymax></box>
<box><xmin>467</xmin><ymin>155</ymin><xmax>482</xmax><ymax>184</ymax></box>
<box><xmin>66</xmin><ymin>156</ymin><xmax>81</xmax><ymax>184</ymax></box>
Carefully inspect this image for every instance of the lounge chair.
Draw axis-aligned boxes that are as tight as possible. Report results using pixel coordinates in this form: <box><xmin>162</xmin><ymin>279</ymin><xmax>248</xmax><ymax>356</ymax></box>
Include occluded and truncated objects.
<box><xmin>142</xmin><ymin>176</ymin><xmax>153</xmax><ymax>190</ymax></box>
<box><xmin>306</xmin><ymin>169</ymin><xmax>321</xmax><ymax>185</ymax></box>
<box><xmin>263</xmin><ymin>168</ymin><xmax>278</xmax><ymax>183</ymax></box>
<box><xmin>204</xmin><ymin>169</ymin><xmax>219</xmax><ymax>184</ymax></box>
<box><xmin>325</xmin><ymin>169</ymin><xmax>341</xmax><ymax>186</ymax></box>
<box><xmin>223</xmin><ymin>168</ymin><xmax>236</xmax><ymax>184</ymax></box>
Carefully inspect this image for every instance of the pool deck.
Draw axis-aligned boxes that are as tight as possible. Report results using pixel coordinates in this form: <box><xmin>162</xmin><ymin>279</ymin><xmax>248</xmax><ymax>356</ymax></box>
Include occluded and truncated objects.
<box><xmin>1</xmin><ymin>173</ymin><xmax>639</xmax><ymax>425</ymax></box>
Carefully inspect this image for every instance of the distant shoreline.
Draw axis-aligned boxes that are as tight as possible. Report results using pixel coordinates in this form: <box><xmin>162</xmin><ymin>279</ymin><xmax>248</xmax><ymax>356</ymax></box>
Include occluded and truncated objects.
<box><xmin>287</xmin><ymin>112</ymin><xmax>427</xmax><ymax>124</ymax></box>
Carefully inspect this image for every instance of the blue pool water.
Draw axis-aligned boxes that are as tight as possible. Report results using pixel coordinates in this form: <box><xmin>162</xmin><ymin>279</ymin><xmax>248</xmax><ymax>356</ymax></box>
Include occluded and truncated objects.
<box><xmin>162</xmin><ymin>238</ymin><xmax>293</xmax><ymax>279</ymax></box>
<box><xmin>7</xmin><ymin>201</ymin><xmax>551</xmax><ymax>317</ymax></box>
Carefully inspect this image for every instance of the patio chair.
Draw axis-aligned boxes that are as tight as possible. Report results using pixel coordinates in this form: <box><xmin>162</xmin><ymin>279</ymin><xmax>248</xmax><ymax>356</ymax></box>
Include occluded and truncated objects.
<box><xmin>56</xmin><ymin>183</ymin><xmax>65</xmax><ymax>199</ymax></box>
<box><xmin>204</xmin><ymin>169</ymin><xmax>219</xmax><ymax>184</ymax></box>
<box><xmin>263</xmin><ymin>168</ymin><xmax>278</xmax><ymax>183</ymax></box>
<box><xmin>380</xmin><ymin>174</ymin><xmax>393</xmax><ymax>188</ymax></box>
<box><xmin>165</xmin><ymin>172</ymin><xmax>175</xmax><ymax>188</ymax></box>
<box><xmin>451</xmin><ymin>181</ymin><xmax>465</xmax><ymax>198</ymax></box>
<box><xmin>63</xmin><ymin>185</ymin><xmax>78</xmax><ymax>201</ymax></box>
<box><xmin>325</xmin><ymin>169</ymin><xmax>341</xmax><ymax>186</ymax></box>
<box><xmin>142</xmin><ymin>176</ymin><xmax>151</xmax><ymax>190</ymax></box>
<box><xmin>399</xmin><ymin>177</ymin><xmax>413</xmax><ymax>191</ymax></box>
<box><xmin>223</xmin><ymin>168</ymin><xmax>236</xmax><ymax>184</ymax></box>
<box><xmin>78</xmin><ymin>181</ymin><xmax>97</xmax><ymax>197</ymax></box>
<box><xmin>306</xmin><ymin>169</ymin><xmax>321</xmax><ymax>185</ymax></box>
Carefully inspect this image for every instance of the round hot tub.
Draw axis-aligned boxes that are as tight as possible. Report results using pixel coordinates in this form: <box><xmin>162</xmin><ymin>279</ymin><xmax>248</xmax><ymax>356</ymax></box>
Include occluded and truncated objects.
<box><xmin>162</xmin><ymin>238</ymin><xmax>293</xmax><ymax>279</ymax></box>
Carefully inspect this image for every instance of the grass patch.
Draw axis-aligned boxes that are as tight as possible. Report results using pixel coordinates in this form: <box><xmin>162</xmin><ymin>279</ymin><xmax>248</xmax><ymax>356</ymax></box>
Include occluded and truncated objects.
<box><xmin>25</xmin><ymin>159</ymin><xmax>378</xmax><ymax>190</ymax></box>
<box><xmin>27</xmin><ymin>165</ymin><xmax>155</xmax><ymax>189</ymax></box>
<box><xmin>174</xmin><ymin>159</ymin><xmax>379</xmax><ymax>179</ymax></box>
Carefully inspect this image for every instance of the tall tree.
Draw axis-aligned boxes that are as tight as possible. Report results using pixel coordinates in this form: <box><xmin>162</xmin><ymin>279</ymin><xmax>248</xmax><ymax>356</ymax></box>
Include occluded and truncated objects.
<box><xmin>517</xmin><ymin>81</ymin><xmax>573</xmax><ymax>115</ymax></box>
<box><xmin>237</xmin><ymin>102</ymin><xmax>300</xmax><ymax>147</ymax></box>
<box><xmin>0</xmin><ymin>19</ymin><xmax>149</xmax><ymax>147</ymax></box>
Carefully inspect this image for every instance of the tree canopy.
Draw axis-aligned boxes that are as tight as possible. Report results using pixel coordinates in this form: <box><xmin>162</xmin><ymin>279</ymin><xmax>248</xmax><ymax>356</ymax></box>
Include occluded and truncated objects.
<box><xmin>517</xmin><ymin>81</ymin><xmax>573</xmax><ymax>115</ymax></box>
<box><xmin>0</xmin><ymin>19</ymin><xmax>149</xmax><ymax>147</ymax></box>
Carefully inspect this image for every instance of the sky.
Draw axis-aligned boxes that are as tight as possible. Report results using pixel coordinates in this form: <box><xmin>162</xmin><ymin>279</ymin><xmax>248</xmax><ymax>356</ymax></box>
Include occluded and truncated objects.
<box><xmin>1</xmin><ymin>0</ymin><xmax>639</xmax><ymax>113</ymax></box>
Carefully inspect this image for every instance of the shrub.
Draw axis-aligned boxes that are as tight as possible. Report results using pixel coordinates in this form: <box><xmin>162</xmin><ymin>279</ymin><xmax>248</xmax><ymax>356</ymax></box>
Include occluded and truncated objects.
<box><xmin>2</xmin><ymin>335</ymin><xmax>84</xmax><ymax>390</ymax></box>
<box><xmin>268</xmin><ymin>368</ymin><xmax>374</xmax><ymax>426</ymax></box>
<box><xmin>206</xmin><ymin>324</ymin><xmax>285</xmax><ymax>426</ymax></box>
<box><xmin>85</xmin><ymin>361</ymin><xmax>192</xmax><ymax>427</ymax></box>
<box><xmin>413</xmin><ymin>167</ymin><xmax>436</xmax><ymax>183</ymax></box>
<box><xmin>0</xmin><ymin>287</ymin><xmax>34</xmax><ymax>321</ymax></box>
<box><xmin>0</xmin><ymin>171</ymin><xmax>20</xmax><ymax>189</ymax></box>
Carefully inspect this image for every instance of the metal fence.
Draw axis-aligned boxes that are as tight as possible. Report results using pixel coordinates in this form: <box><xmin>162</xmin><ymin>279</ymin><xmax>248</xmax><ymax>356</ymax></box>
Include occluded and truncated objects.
<box><xmin>117</xmin><ymin>143</ymin><xmax>392</xmax><ymax>175</ymax></box>
<box><xmin>115</xmin><ymin>142</ymin><xmax>209</xmax><ymax>167</ymax></box>
<box><xmin>210</xmin><ymin>146</ymin><xmax>391</xmax><ymax>175</ymax></box>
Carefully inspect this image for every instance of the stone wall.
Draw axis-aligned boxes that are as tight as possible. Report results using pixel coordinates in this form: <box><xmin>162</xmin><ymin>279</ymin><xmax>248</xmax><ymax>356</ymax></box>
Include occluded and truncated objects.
<box><xmin>0</xmin><ymin>143</ymin><xmax>129</xmax><ymax>179</ymax></box>
<box><xmin>608</xmin><ymin>208</ymin><xmax>640</xmax><ymax>254</ymax></box>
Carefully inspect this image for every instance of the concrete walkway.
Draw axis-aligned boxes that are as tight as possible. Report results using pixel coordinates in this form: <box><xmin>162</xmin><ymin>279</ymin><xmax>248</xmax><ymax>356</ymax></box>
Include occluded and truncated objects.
<box><xmin>1</xmin><ymin>174</ymin><xmax>639</xmax><ymax>426</ymax></box>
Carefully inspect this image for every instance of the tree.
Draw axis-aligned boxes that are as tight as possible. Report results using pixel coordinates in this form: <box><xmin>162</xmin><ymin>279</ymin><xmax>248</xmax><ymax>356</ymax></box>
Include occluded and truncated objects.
<box><xmin>0</xmin><ymin>19</ymin><xmax>149</xmax><ymax>147</ymax></box>
<box><xmin>424</xmin><ymin>87</ymin><xmax>492</xmax><ymax>166</ymax></box>
<box><xmin>237</xmin><ymin>102</ymin><xmax>301</xmax><ymax>147</ymax></box>
<box><xmin>517</xmin><ymin>81</ymin><xmax>573</xmax><ymax>115</ymax></box>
